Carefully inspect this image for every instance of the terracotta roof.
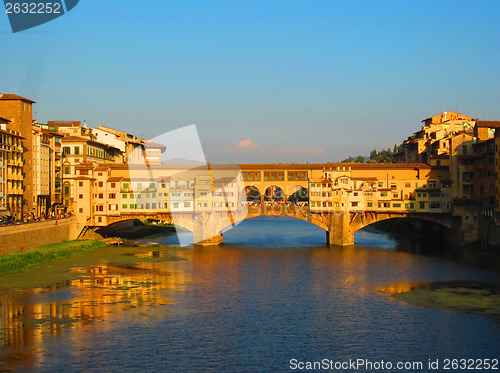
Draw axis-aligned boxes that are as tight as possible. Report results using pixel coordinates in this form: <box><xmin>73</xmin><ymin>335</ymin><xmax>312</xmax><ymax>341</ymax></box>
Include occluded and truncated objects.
<box><xmin>61</xmin><ymin>136</ymin><xmax>88</xmax><ymax>142</ymax></box>
<box><xmin>107</xmin><ymin>177</ymin><xmax>123</xmax><ymax>182</ymax></box>
<box><xmin>476</xmin><ymin>121</ymin><xmax>500</xmax><ymax>128</ymax></box>
<box><xmin>0</xmin><ymin>93</ymin><xmax>35</xmax><ymax>103</ymax></box>
<box><xmin>237</xmin><ymin>163</ymin><xmax>431</xmax><ymax>170</ymax></box>
<box><xmin>48</xmin><ymin>120</ymin><xmax>81</xmax><ymax>126</ymax></box>
<box><xmin>0</xmin><ymin>116</ymin><xmax>11</xmax><ymax>123</ymax></box>
<box><xmin>143</xmin><ymin>140</ymin><xmax>167</xmax><ymax>149</ymax></box>
<box><xmin>75</xmin><ymin>162</ymin><xmax>94</xmax><ymax>169</ymax></box>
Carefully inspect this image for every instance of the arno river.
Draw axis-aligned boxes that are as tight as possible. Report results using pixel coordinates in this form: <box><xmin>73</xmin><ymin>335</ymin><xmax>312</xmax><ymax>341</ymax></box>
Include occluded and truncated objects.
<box><xmin>1</xmin><ymin>217</ymin><xmax>499</xmax><ymax>372</ymax></box>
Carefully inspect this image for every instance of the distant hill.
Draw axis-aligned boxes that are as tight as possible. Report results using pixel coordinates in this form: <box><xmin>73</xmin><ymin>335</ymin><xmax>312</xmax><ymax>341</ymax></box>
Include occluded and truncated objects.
<box><xmin>162</xmin><ymin>157</ymin><xmax>205</xmax><ymax>164</ymax></box>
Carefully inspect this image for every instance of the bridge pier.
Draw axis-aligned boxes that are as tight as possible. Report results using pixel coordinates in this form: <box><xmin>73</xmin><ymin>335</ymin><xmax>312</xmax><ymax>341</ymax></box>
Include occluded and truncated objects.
<box><xmin>193</xmin><ymin>211</ymin><xmax>224</xmax><ymax>246</ymax></box>
<box><xmin>194</xmin><ymin>233</ymin><xmax>223</xmax><ymax>246</ymax></box>
<box><xmin>326</xmin><ymin>211</ymin><xmax>354</xmax><ymax>246</ymax></box>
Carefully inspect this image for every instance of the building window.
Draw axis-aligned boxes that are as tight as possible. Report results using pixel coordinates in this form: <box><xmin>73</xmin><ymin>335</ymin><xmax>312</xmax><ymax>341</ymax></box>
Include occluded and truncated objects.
<box><xmin>122</xmin><ymin>194</ymin><xmax>127</xmax><ymax>198</ymax></box>
<box><xmin>79</xmin><ymin>208</ymin><xmax>83</xmax><ymax>213</ymax></box>
<box><xmin>63</xmin><ymin>147</ymin><xmax>70</xmax><ymax>154</ymax></box>
<box><xmin>79</xmin><ymin>194</ymin><xmax>83</xmax><ymax>199</ymax></box>
<box><xmin>109</xmin><ymin>193</ymin><xmax>116</xmax><ymax>199</ymax></box>
<box><xmin>64</xmin><ymin>166</ymin><xmax>70</xmax><ymax>174</ymax></box>
<box><xmin>74</xmin><ymin>146</ymin><xmax>80</xmax><ymax>155</ymax></box>
<box><xmin>122</xmin><ymin>204</ymin><xmax>127</xmax><ymax>209</ymax></box>
<box><xmin>64</xmin><ymin>186</ymin><xmax>70</xmax><ymax>195</ymax></box>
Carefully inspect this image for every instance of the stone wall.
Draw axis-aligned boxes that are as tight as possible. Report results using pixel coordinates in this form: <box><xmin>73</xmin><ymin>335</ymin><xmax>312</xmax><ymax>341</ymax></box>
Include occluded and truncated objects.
<box><xmin>0</xmin><ymin>216</ymin><xmax>79</xmax><ymax>255</ymax></box>
<box><xmin>478</xmin><ymin>216</ymin><xmax>500</xmax><ymax>248</ymax></box>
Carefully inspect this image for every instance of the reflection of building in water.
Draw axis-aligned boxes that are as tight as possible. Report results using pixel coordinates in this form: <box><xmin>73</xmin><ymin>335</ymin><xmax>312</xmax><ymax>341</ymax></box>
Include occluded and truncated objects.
<box><xmin>0</xmin><ymin>260</ymin><xmax>191</xmax><ymax>368</ymax></box>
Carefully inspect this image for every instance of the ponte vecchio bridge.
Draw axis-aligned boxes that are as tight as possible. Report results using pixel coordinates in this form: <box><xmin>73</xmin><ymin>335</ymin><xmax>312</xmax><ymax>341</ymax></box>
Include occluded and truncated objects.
<box><xmin>73</xmin><ymin>163</ymin><xmax>477</xmax><ymax>246</ymax></box>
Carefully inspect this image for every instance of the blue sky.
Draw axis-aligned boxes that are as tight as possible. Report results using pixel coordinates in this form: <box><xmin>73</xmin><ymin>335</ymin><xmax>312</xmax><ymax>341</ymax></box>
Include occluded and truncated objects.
<box><xmin>1</xmin><ymin>0</ymin><xmax>500</xmax><ymax>163</ymax></box>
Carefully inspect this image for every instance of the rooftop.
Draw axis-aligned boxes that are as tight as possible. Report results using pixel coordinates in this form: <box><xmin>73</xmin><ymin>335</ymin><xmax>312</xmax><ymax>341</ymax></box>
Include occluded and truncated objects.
<box><xmin>0</xmin><ymin>93</ymin><xmax>36</xmax><ymax>103</ymax></box>
<box><xmin>476</xmin><ymin>121</ymin><xmax>500</xmax><ymax>128</ymax></box>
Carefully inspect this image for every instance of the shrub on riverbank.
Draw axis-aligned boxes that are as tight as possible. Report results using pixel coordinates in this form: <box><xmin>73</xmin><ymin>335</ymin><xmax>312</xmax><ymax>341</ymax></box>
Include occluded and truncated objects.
<box><xmin>0</xmin><ymin>240</ymin><xmax>107</xmax><ymax>275</ymax></box>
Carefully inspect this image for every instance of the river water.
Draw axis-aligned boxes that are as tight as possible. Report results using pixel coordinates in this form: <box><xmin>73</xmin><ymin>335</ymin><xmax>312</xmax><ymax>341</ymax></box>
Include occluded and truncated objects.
<box><xmin>1</xmin><ymin>217</ymin><xmax>499</xmax><ymax>372</ymax></box>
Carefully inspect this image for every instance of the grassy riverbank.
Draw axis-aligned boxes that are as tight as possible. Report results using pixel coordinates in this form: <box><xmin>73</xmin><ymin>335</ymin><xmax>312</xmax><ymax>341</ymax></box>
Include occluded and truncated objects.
<box><xmin>0</xmin><ymin>240</ymin><xmax>107</xmax><ymax>275</ymax></box>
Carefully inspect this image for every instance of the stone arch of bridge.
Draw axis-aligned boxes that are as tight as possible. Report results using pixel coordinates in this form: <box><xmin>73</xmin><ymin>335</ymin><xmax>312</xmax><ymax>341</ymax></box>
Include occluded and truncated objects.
<box><xmin>349</xmin><ymin>212</ymin><xmax>455</xmax><ymax>235</ymax></box>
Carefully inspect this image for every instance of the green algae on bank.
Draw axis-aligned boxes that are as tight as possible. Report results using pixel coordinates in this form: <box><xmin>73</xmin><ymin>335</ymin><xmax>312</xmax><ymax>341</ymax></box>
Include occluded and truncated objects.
<box><xmin>0</xmin><ymin>244</ymin><xmax>186</xmax><ymax>289</ymax></box>
<box><xmin>381</xmin><ymin>280</ymin><xmax>500</xmax><ymax>321</ymax></box>
<box><xmin>0</xmin><ymin>240</ymin><xmax>107</xmax><ymax>276</ymax></box>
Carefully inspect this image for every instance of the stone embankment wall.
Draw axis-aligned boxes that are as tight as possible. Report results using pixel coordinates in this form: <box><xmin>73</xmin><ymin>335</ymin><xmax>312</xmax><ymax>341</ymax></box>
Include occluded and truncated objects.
<box><xmin>478</xmin><ymin>216</ymin><xmax>500</xmax><ymax>248</ymax></box>
<box><xmin>0</xmin><ymin>216</ymin><xmax>80</xmax><ymax>255</ymax></box>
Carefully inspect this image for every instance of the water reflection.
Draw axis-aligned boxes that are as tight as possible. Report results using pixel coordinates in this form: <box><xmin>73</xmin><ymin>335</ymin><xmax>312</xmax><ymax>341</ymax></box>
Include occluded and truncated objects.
<box><xmin>0</xmin><ymin>217</ymin><xmax>499</xmax><ymax>372</ymax></box>
<box><xmin>0</xmin><ymin>260</ymin><xmax>191</xmax><ymax>372</ymax></box>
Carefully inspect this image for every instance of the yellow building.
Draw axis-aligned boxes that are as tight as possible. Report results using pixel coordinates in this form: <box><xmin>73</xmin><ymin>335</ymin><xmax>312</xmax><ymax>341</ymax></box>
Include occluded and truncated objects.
<box><xmin>0</xmin><ymin>122</ymin><xmax>24</xmax><ymax>220</ymax></box>
<box><xmin>395</xmin><ymin>111</ymin><xmax>475</xmax><ymax>164</ymax></box>
<box><xmin>0</xmin><ymin>93</ymin><xmax>36</xmax><ymax>216</ymax></box>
